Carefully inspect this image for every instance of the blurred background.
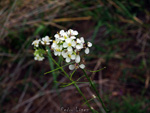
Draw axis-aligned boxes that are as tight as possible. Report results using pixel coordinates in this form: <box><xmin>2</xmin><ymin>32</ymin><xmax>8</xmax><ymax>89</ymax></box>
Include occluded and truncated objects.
<box><xmin>0</xmin><ymin>0</ymin><xmax>150</xmax><ymax>113</ymax></box>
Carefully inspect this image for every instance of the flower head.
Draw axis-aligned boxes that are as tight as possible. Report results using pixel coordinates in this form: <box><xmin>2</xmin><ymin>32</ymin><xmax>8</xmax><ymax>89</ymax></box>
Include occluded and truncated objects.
<box><xmin>32</xmin><ymin>29</ymin><xmax>92</xmax><ymax>70</ymax></box>
<box><xmin>69</xmin><ymin>63</ymin><xmax>85</xmax><ymax>70</ymax></box>
<box><xmin>51</xmin><ymin>29</ymin><xmax>92</xmax><ymax>70</ymax></box>
<box><xmin>41</xmin><ymin>36</ymin><xmax>52</xmax><ymax>45</ymax></box>
<box><xmin>32</xmin><ymin>39</ymin><xmax>41</xmax><ymax>47</ymax></box>
<box><xmin>34</xmin><ymin>54</ymin><xmax>44</xmax><ymax>61</ymax></box>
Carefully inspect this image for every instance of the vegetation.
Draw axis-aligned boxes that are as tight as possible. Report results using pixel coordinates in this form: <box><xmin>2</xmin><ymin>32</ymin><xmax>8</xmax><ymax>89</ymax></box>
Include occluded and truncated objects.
<box><xmin>0</xmin><ymin>0</ymin><xmax>150</xmax><ymax>112</ymax></box>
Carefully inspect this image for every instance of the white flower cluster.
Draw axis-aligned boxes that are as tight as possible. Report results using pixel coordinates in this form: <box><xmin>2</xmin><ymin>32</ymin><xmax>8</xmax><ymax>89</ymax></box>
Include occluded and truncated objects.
<box><xmin>32</xmin><ymin>29</ymin><xmax>92</xmax><ymax>70</ymax></box>
<box><xmin>51</xmin><ymin>29</ymin><xmax>92</xmax><ymax>70</ymax></box>
<box><xmin>32</xmin><ymin>36</ymin><xmax>52</xmax><ymax>61</ymax></box>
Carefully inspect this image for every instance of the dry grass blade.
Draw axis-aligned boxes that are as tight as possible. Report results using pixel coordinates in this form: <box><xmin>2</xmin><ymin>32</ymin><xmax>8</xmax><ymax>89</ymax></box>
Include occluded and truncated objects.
<box><xmin>0</xmin><ymin>0</ymin><xmax>18</xmax><ymax>39</ymax></box>
<box><xmin>53</xmin><ymin>16</ymin><xmax>92</xmax><ymax>22</ymax></box>
<box><xmin>86</xmin><ymin>87</ymin><xmax>106</xmax><ymax>113</ymax></box>
<box><xmin>12</xmin><ymin>83</ymin><xmax>89</xmax><ymax>110</ymax></box>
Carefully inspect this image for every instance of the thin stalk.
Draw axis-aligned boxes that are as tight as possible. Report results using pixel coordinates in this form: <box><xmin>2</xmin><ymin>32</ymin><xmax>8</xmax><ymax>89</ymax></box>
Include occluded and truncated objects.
<box><xmin>82</xmin><ymin>69</ymin><xmax>109</xmax><ymax>113</ymax></box>
<box><xmin>47</xmin><ymin>53</ymin><xmax>96</xmax><ymax>113</ymax></box>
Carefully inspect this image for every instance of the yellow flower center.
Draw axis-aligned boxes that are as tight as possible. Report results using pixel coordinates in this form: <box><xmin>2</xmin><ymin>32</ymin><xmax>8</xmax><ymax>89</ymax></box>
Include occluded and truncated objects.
<box><xmin>37</xmin><ymin>56</ymin><xmax>40</xmax><ymax>60</ymax></box>
<box><xmin>44</xmin><ymin>41</ymin><xmax>47</xmax><ymax>44</ymax></box>
<box><xmin>68</xmin><ymin>43</ymin><xmax>71</xmax><ymax>46</ymax></box>
<box><xmin>64</xmin><ymin>36</ymin><xmax>67</xmax><ymax>39</ymax></box>
<box><xmin>56</xmin><ymin>49</ymin><xmax>61</xmax><ymax>52</ymax></box>
<box><xmin>68</xmin><ymin>54</ymin><xmax>71</xmax><ymax>58</ymax></box>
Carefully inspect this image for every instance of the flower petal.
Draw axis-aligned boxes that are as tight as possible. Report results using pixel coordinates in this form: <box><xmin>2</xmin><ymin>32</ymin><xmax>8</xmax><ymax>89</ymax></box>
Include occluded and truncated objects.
<box><xmin>80</xmin><ymin>37</ymin><xmax>85</xmax><ymax>43</ymax></box>
<box><xmin>85</xmin><ymin>48</ymin><xmax>90</xmax><ymax>54</ymax></box>
<box><xmin>77</xmin><ymin>39</ymin><xmax>81</xmax><ymax>43</ymax></box>
<box><xmin>71</xmin><ymin>54</ymin><xmax>76</xmax><ymax>60</ymax></box>
<box><xmin>70</xmin><ymin>36</ymin><xmax>76</xmax><ymax>39</ymax></box>
<box><xmin>54</xmin><ymin>34</ymin><xmax>59</xmax><ymax>39</ymax></box>
<box><xmin>63</xmin><ymin>42</ymin><xmax>68</xmax><ymax>48</ymax></box>
<box><xmin>87</xmin><ymin>42</ymin><xmax>92</xmax><ymax>47</ymax></box>
<box><xmin>67</xmin><ymin>46</ymin><xmax>73</xmax><ymax>51</ymax></box>
<box><xmin>71</xmin><ymin>40</ymin><xmax>76</xmax><ymax>47</ymax></box>
<box><xmin>60</xmin><ymin>30</ymin><xmax>65</xmax><ymax>35</ymax></box>
<box><xmin>66</xmin><ymin>57</ymin><xmax>71</xmax><ymax>63</ymax></box>
<box><xmin>69</xmin><ymin>65</ymin><xmax>75</xmax><ymax>70</ymax></box>
<box><xmin>73</xmin><ymin>30</ymin><xmax>78</xmax><ymax>35</ymax></box>
<box><xmin>66</xmin><ymin>38</ymin><xmax>71</xmax><ymax>43</ymax></box>
<box><xmin>41</xmin><ymin>41</ymin><xmax>45</xmax><ymax>45</ymax></box>
<box><xmin>79</xmin><ymin>64</ymin><xmax>85</xmax><ymax>69</ymax></box>
<box><xmin>46</xmin><ymin>42</ymin><xmax>50</xmax><ymax>45</ymax></box>
<box><xmin>75</xmin><ymin>55</ymin><xmax>80</xmax><ymax>63</ymax></box>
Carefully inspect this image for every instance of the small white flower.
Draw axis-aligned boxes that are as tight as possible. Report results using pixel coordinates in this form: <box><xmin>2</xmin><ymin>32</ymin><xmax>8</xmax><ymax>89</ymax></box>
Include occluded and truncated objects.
<box><xmin>80</xmin><ymin>37</ymin><xmax>85</xmax><ymax>43</ymax></box>
<box><xmin>77</xmin><ymin>38</ymin><xmax>81</xmax><ymax>43</ymax></box>
<box><xmin>41</xmin><ymin>36</ymin><xmax>52</xmax><ymax>45</ymax></box>
<box><xmin>51</xmin><ymin>40</ymin><xmax>57</xmax><ymax>49</ymax></box>
<box><xmin>65</xmin><ymin>52</ymin><xmax>76</xmax><ymax>63</ymax></box>
<box><xmin>62</xmin><ymin>32</ymin><xmax>69</xmax><ymax>40</ymax></box>
<box><xmin>63</xmin><ymin>38</ymin><xmax>76</xmax><ymax>51</ymax></box>
<box><xmin>76</xmin><ymin>37</ymin><xmax>85</xmax><ymax>50</ymax></box>
<box><xmin>75</xmin><ymin>55</ymin><xmax>80</xmax><ymax>63</ymax></box>
<box><xmin>53</xmin><ymin>45</ymin><xmax>62</xmax><ymax>56</ymax></box>
<box><xmin>62</xmin><ymin>50</ymin><xmax>68</xmax><ymax>58</ymax></box>
<box><xmin>76</xmin><ymin>39</ymin><xmax>84</xmax><ymax>50</ymax></box>
<box><xmin>79</xmin><ymin>64</ymin><xmax>85</xmax><ymax>69</ymax></box>
<box><xmin>87</xmin><ymin>42</ymin><xmax>92</xmax><ymax>47</ymax></box>
<box><xmin>73</xmin><ymin>30</ymin><xmax>78</xmax><ymax>35</ymax></box>
<box><xmin>34</xmin><ymin>54</ymin><xmax>44</xmax><ymax>61</ymax></box>
<box><xmin>54</xmin><ymin>34</ymin><xmax>59</xmax><ymax>39</ymax></box>
<box><xmin>67</xmin><ymin>29</ymin><xmax>78</xmax><ymax>36</ymax></box>
<box><xmin>69</xmin><ymin>65</ymin><xmax>75</xmax><ymax>70</ymax></box>
<box><xmin>32</xmin><ymin>39</ymin><xmax>41</xmax><ymax>47</ymax></box>
<box><xmin>54</xmin><ymin>33</ymin><xmax>67</xmax><ymax>42</ymax></box>
<box><xmin>60</xmin><ymin>30</ymin><xmax>65</xmax><ymax>36</ymax></box>
<box><xmin>76</xmin><ymin>44</ymin><xmax>83</xmax><ymax>50</ymax></box>
<box><xmin>70</xmin><ymin>36</ymin><xmax>76</xmax><ymax>39</ymax></box>
<box><xmin>85</xmin><ymin>48</ymin><xmax>90</xmax><ymax>54</ymax></box>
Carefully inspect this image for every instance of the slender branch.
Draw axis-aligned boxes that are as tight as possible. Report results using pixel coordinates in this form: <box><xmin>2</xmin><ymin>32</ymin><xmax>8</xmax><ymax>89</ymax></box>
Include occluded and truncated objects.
<box><xmin>82</xmin><ymin>69</ymin><xmax>109</xmax><ymax>113</ymax></box>
<box><xmin>47</xmin><ymin>53</ymin><xmax>96</xmax><ymax>113</ymax></box>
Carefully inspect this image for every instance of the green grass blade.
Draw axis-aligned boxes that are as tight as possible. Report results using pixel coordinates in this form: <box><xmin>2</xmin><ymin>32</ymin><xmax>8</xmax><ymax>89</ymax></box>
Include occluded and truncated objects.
<box><xmin>46</xmin><ymin>46</ymin><xmax>57</xmax><ymax>87</ymax></box>
<box><xmin>60</xmin><ymin>81</ymin><xmax>75</xmax><ymax>87</ymax></box>
<box><xmin>86</xmin><ymin>67</ymin><xmax>106</xmax><ymax>73</ymax></box>
<box><xmin>92</xmin><ymin>20</ymin><xmax>103</xmax><ymax>43</ymax></box>
<box><xmin>44</xmin><ymin>62</ymin><xmax>74</xmax><ymax>75</ymax></box>
<box><xmin>70</xmin><ymin>69</ymin><xmax>76</xmax><ymax>79</ymax></box>
<box><xmin>82</xmin><ymin>98</ymin><xmax>96</xmax><ymax>106</ymax></box>
<box><xmin>76</xmin><ymin>75</ymin><xmax>85</xmax><ymax>81</ymax></box>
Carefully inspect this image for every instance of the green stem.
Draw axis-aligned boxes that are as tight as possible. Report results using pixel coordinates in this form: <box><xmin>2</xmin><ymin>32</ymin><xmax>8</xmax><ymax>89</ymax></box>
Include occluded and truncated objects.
<box><xmin>47</xmin><ymin>53</ymin><xmax>96</xmax><ymax>113</ymax></box>
<box><xmin>82</xmin><ymin>69</ymin><xmax>109</xmax><ymax>113</ymax></box>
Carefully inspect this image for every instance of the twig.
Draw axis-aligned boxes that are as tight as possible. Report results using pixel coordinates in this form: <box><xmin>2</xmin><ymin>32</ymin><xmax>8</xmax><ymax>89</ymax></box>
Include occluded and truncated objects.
<box><xmin>12</xmin><ymin>83</ymin><xmax>89</xmax><ymax>110</ymax></box>
<box><xmin>91</xmin><ymin>58</ymin><xmax>102</xmax><ymax>79</ymax></box>
<box><xmin>86</xmin><ymin>87</ymin><xmax>106</xmax><ymax>113</ymax></box>
<box><xmin>99</xmin><ymin>66</ymin><xmax>103</xmax><ymax>96</ymax></box>
<box><xmin>23</xmin><ymin>102</ymin><xmax>33</xmax><ymax>113</ymax></box>
<box><xmin>19</xmin><ymin>84</ymin><xmax>29</xmax><ymax>103</ymax></box>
